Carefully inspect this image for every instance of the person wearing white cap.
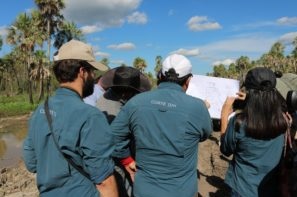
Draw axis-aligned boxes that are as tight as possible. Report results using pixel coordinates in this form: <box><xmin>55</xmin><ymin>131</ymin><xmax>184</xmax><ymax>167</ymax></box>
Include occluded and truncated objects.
<box><xmin>111</xmin><ymin>54</ymin><xmax>213</xmax><ymax>197</ymax></box>
<box><xmin>23</xmin><ymin>40</ymin><xmax>118</xmax><ymax>197</ymax></box>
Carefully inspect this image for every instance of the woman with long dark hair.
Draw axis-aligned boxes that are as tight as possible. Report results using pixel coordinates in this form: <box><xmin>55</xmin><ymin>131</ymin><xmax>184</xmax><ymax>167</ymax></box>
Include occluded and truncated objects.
<box><xmin>220</xmin><ymin>67</ymin><xmax>289</xmax><ymax>197</ymax></box>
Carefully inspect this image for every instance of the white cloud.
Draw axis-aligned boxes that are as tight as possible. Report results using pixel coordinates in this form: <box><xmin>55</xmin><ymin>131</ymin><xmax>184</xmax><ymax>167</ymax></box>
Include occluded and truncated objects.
<box><xmin>232</xmin><ymin>17</ymin><xmax>297</xmax><ymax>32</ymax></box>
<box><xmin>279</xmin><ymin>32</ymin><xmax>297</xmax><ymax>45</ymax></box>
<box><xmin>187</xmin><ymin>16</ymin><xmax>221</xmax><ymax>32</ymax></box>
<box><xmin>194</xmin><ymin>34</ymin><xmax>277</xmax><ymax>62</ymax></box>
<box><xmin>212</xmin><ymin>59</ymin><xmax>235</xmax><ymax>66</ymax></box>
<box><xmin>63</xmin><ymin>0</ymin><xmax>142</xmax><ymax>32</ymax></box>
<box><xmin>94</xmin><ymin>51</ymin><xmax>110</xmax><ymax>58</ymax></box>
<box><xmin>81</xmin><ymin>25</ymin><xmax>103</xmax><ymax>34</ymax></box>
<box><xmin>127</xmin><ymin>11</ymin><xmax>147</xmax><ymax>24</ymax></box>
<box><xmin>170</xmin><ymin>48</ymin><xmax>200</xmax><ymax>57</ymax></box>
<box><xmin>107</xmin><ymin>42</ymin><xmax>136</xmax><ymax>50</ymax></box>
<box><xmin>200</xmin><ymin>35</ymin><xmax>275</xmax><ymax>54</ymax></box>
<box><xmin>277</xmin><ymin>17</ymin><xmax>297</xmax><ymax>26</ymax></box>
<box><xmin>0</xmin><ymin>26</ymin><xmax>8</xmax><ymax>37</ymax></box>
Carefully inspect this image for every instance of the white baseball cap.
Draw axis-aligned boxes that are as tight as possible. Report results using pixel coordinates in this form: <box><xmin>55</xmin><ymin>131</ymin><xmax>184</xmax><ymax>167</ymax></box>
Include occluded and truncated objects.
<box><xmin>162</xmin><ymin>54</ymin><xmax>192</xmax><ymax>78</ymax></box>
<box><xmin>54</xmin><ymin>40</ymin><xmax>108</xmax><ymax>71</ymax></box>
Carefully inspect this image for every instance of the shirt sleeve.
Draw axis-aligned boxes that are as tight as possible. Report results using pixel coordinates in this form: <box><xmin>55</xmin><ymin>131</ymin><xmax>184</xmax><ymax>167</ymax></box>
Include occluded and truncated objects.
<box><xmin>220</xmin><ymin>116</ymin><xmax>237</xmax><ymax>157</ymax></box>
<box><xmin>110</xmin><ymin>106</ymin><xmax>132</xmax><ymax>159</ymax></box>
<box><xmin>23</xmin><ymin>116</ymin><xmax>37</xmax><ymax>173</ymax></box>
<box><xmin>79</xmin><ymin>112</ymin><xmax>115</xmax><ymax>184</ymax></box>
<box><xmin>198</xmin><ymin>103</ymin><xmax>213</xmax><ymax>142</ymax></box>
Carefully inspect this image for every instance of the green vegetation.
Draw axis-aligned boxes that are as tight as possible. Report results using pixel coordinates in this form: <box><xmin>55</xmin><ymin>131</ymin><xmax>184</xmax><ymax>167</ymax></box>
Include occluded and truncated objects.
<box><xmin>0</xmin><ymin>94</ymin><xmax>38</xmax><ymax>117</ymax></box>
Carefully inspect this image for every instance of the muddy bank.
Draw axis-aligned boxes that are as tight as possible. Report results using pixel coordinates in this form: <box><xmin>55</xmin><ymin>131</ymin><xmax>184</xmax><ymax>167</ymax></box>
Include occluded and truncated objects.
<box><xmin>0</xmin><ymin>114</ymin><xmax>30</xmax><ymax>131</ymax></box>
<box><xmin>0</xmin><ymin>161</ymin><xmax>38</xmax><ymax>197</ymax></box>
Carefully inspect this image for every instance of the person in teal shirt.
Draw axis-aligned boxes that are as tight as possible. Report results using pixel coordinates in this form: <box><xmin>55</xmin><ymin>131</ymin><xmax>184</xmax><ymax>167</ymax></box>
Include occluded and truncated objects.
<box><xmin>111</xmin><ymin>54</ymin><xmax>213</xmax><ymax>197</ymax></box>
<box><xmin>220</xmin><ymin>67</ymin><xmax>289</xmax><ymax>197</ymax></box>
<box><xmin>23</xmin><ymin>40</ymin><xmax>118</xmax><ymax>197</ymax></box>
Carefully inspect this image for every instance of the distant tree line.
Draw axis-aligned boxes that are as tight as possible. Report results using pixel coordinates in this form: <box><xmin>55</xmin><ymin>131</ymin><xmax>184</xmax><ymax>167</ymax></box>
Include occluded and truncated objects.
<box><xmin>208</xmin><ymin>38</ymin><xmax>297</xmax><ymax>81</ymax></box>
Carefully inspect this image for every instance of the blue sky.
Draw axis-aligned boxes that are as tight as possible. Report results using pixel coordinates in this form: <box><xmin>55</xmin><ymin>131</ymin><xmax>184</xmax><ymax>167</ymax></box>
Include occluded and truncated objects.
<box><xmin>0</xmin><ymin>0</ymin><xmax>297</xmax><ymax>75</ymax></box>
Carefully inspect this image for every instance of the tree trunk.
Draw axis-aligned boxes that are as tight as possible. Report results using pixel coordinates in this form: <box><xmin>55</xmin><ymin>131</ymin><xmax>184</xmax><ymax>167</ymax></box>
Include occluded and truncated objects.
<box><xmin>38</xmin><ymin>65</ymin><xmax>44</xmax><ymax>101</ymax></box>
<box><xmin>38</xmin><ymin>79</ymin><xmax>44</xmax><ymax>101</ymax></box>
<box><xmin>11</xmin><ymin>66</ymin><xmax>22</xmax><ymax>93</ymax></box>
<box><xmin>27</xmin><ymin>57</ymin><xmax>33</xmax><ymax>104</ymax></box>
<box><xmin>46</xmin><ymin>20</ymin><xmax>51</xmax><ymax>96</ymax></box>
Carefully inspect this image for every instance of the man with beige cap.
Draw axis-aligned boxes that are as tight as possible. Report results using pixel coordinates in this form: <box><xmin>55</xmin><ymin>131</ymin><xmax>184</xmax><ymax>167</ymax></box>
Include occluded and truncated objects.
<box><xmin>23</xmin><ymin>40</ymin><xmax>118</xmax><ymax>197</ymax></box>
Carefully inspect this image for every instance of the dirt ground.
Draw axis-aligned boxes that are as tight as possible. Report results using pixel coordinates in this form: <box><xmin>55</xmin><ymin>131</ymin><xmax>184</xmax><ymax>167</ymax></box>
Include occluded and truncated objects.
<box><xmin>0</xmin><ymin>123</ymin><xmax>230</xmax><ymax>197</ymax></box>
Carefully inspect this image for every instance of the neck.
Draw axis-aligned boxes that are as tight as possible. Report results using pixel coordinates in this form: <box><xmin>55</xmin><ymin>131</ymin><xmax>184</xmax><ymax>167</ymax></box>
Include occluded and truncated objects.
<box><xmin>60</xmin><ymin>82</ymin><xmax>82</xmax><ymax>97</ymax></box>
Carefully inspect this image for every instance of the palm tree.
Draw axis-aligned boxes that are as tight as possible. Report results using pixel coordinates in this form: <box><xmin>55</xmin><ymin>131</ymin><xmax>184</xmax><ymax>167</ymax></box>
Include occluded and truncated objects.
<box><xmin>133</xmin><ymin>57</ymin><xmax>147</xmax><ymax>73</ymax></box>
<box><xmin>213</xmin><ymin>64</ymin><xmax>227</xmax><ymax>77</ymax></box>
<box><xmin>30</xmin><ymin>50</ymin><xmax>50</xmax><ymax>101</ymax></box>
<box><xmin>154</xmin><ymin>55</ymin><xmax>162</xmax><ymax>75</ymax></box>
<box><xmin>292</xmin><ymin>36</ymin><xmax>297</xmax><ymax>58</ymax></box>
<box><xmin>269</xmin><ymin>42</ymin><xmax>285</xmax><ymax>58</ymax></box>
<box><xmin>227</xmin><ymin>63</ymin><xmax>238</xmax><ymax>78</ymax></box>
<box><xmin>267</xmin><ymin>42</ymin><xmax>285</xmax><ymax>71</ymax></box>
<box><xmin>6</xmin><ymin>11</ymin><xmax>45</xmax><ymax>104</ymax></box>
<box><xmin>235</xmin><ymin>56</ymin><xmax>250</xmax><ymax>80</ymax></box>
<box><xmin>0</xmin><ymin>53</ymin><xmax>22</xmax><ymax>94</ymax></box>
<box><xmin>35</xmin><ymin>0</ymin><xmax>65</xmax><ymax>96</ymax></box>
<box><xmin>35</xmin><ymin>0</ymin><xmax>65</xmax><ymax>60</ymax></box>
<box><xmin>54</xmin><ymin>21</ymin><xmax>84</xmax><ymax>49</ymax></box>
<box><xmin>0</xmin><ymin>35</ymin><xmax>3</xmax><ymax>50</ymax></box>
<box><xmin>100</xmin><ymin>58</ymin><xmax>109</xmax><ymax>67</ymax></box>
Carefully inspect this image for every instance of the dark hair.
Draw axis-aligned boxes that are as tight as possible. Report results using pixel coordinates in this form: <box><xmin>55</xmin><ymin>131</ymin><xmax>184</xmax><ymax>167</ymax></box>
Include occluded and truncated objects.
<box><xmin>53</xmin><ymin>59</ymin><xmax>93</xmax><ymax>83</ymax></box>
<box><xmin>157</xmin><ymin>68</ymin><xmax>192</xmax><ymax>86</ymax></box>
<box><xmin>235</xmin><ymin>89</ymin><xmax>287</xmax><ymax>139</ymax></box>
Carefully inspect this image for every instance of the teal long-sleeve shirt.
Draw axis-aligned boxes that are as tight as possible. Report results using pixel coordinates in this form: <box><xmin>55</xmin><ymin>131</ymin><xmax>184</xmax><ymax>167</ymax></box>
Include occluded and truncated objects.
<box><xmin>23</xmin><ymin>88</ymin><xmax>115</xmax><ymax>197</ymax></box>
<box><xmin>220</xmin><ymin>116</ymin><xmax>284</xmax><ymax>197</ymax></box>
<box><xmin>111</xmin><ymin>82</ymin><xmax>213</xmax><ymax>197</ymax></box>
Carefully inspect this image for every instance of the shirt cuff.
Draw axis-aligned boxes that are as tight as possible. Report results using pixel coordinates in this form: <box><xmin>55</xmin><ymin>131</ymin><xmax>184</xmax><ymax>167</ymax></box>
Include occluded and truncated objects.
<box><xmin>120</xmin><ymin>156</ymin><xmax>134</xmax><ymax>166</ymax></box>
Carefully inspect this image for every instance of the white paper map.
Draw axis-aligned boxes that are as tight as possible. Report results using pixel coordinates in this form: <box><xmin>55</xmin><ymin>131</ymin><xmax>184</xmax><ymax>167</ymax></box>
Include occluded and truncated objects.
<box><xmin>186</xmin><ymin>75</ymin><xmax>240</xmax><ymax>119</ymax></box>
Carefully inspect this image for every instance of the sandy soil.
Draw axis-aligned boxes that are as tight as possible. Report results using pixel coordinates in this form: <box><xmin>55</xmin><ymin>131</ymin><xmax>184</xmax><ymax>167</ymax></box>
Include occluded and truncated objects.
<box><xmin>0</xmin><ymin>116</ymin><xmax>230</xmax><ymax>197</ymax></box>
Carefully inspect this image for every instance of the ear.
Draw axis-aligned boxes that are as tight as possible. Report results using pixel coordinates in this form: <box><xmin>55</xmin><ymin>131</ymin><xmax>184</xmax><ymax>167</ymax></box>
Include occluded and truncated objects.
<box><xmin>182</xmin><ymin>76</ymin><xmax>192</xmax><ymax>91</ymax></box>
<box><xmin>78</xmin><ymin>67</ymin><xmax>86</xmax><ymax>78</ymax></box>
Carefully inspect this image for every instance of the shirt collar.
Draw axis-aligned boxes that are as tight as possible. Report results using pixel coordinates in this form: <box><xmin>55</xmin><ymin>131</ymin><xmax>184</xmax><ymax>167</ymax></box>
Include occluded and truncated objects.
<box><xmin>158</xmin><ymin>82</ymin><xmax>184</xmax><ymax>92</ymax></box>
<box><xmin>56</xmin><ymin>87</ymin><xmax>83</xmax><ymax>100</ymax></box>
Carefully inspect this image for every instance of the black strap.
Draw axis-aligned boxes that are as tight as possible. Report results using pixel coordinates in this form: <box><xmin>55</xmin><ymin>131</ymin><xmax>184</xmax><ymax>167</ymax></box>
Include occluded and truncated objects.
<box><xmin>44</xmin><ymin>97</ymin><xmax>91</xmax><ymax>180</ymax></box>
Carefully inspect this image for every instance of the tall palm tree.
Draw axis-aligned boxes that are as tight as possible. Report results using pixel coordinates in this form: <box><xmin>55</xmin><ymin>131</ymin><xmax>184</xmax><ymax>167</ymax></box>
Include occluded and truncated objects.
<box><xmin>133</xmin><ymin>57</ymin><xmax>147</xmax><ymax>73</ymax></box>
<box><xmin>0</xmin><ymin>35</ymin><xmax>3</xmax><ymax>51</ymax></box>
<box><xmin>0</xmin><ymin>53</ymin><xmax>22</xmax><ymax>94</ymax></box>
<box><xmin>213</xmin><ymin>64</ymin><xmax>227</xmax><ymax>77</ymax></box>
<box><xmin>154</xmin><ymin>55</ymin><xmax>162</xmax><ymax>75</ymax></box>
<box><xmin>268</xmin><ymin>42</ymin><xmax>285</xmax><ymax>71</ymax></box>
<box><xmin>292</xmin><ymin>36</ymin><xmax>297</xmax><ymax>58</ymax></box>
<box><xmin>269</xmin><ymin>42</ymin><xmax>285</xmax><ymax>58</ymax></box>
<box><xmin>54</xmin><ymin>21</ymin><xmax>84</xmax><ymax>49</ymax></box>
<box><xmin>35</xmin><ymin>0</ymin><xmax>65</xmax><ymax>61</ymax></box>
<box><xmin>235</xmin><ymin>56</ymin><xmax>250</xmax><ymax>80</ymax></box>
<box><xmin>6</xmin><ymin>11</ymin><xmax>45</xmax><ymax>104</ymax></box>
<box><xmin>35</xmin><ymin>0</ymin><xmax>65</xmax><ymax>96</ymax></box>
<box><xmin>30</xmin><ymin>50</ymin><xmax>50</xmax><ymax>101</ymax></box>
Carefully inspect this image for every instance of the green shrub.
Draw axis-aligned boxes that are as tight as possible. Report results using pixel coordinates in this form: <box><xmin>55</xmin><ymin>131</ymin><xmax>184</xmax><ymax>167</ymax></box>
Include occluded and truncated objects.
<box><xmin>0</xmin><ymin>94</ymin><xmax>39</xmax><ymax>117</ymax></box>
